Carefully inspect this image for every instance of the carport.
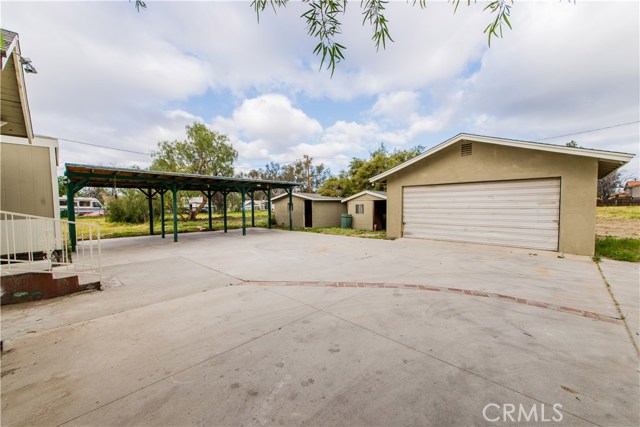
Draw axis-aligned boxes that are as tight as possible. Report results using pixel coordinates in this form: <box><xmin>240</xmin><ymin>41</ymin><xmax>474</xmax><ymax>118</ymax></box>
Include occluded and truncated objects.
<box><xmin>64</xmin><ymin>164</ymin><xmax>299</xmax><ymax>250</ymax></box>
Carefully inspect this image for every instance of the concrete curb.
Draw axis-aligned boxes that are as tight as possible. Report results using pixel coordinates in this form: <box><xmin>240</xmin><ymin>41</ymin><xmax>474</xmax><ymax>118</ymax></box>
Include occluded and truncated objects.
<box><xmin>243</xmin><ymin>280</ymin><xmax>624</xmax><ymax>325</ymax></box>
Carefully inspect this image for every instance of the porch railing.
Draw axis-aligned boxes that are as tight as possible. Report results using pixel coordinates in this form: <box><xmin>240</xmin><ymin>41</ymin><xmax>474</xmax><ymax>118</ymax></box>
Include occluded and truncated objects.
<box><xmin>0</xmin><ymin>210</ymin><xmax>101</xmax><ymax>282</ymax></box>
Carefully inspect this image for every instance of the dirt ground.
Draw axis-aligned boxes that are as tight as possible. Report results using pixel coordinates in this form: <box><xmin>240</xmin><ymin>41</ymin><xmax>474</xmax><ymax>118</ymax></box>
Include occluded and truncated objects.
<box><xmin>596</xmin><ymin>217</ymin><xmax>640</xmax><ymax>238</ymax></box>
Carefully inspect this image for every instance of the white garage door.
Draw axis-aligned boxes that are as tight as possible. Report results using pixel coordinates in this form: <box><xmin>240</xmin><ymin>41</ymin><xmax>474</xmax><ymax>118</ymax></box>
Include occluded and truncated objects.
<box><xmin>403</xmin><ymin>178</ymin><xmax>560</xmax><ymax>251</ymax></box>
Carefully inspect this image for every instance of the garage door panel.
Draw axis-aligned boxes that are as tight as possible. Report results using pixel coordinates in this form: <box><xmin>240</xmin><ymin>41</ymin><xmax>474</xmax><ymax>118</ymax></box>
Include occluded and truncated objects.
<box><xmin>402</xmin><ymin>179</ymin><xmax>560</xmax><ymax>251</ymax></box>
<box><xmin>405</xmin><ymin>218</ymin><xmax>559</xmax><ymax>230</ymax></box>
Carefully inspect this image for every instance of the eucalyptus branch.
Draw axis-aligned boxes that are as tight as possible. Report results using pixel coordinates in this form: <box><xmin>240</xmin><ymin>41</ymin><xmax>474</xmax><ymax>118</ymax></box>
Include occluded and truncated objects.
<box><xmin>134</xmin><ymin>0</ymin><xmax>520</xmax><ymax>76</ymax></box>
<box><xmin>302</xmin><ymin>0</ymin><xmax>347</xmax><ymax>75</ymax></box>
<box><xmin>362</xmin><ymin>0</ymin><xmax>393</xmax><ymax>50</ymax></box>
<box><xmin>450</xmin><ymin>0</ymin><xmax>513</xmax><ymax>46</ymax></box>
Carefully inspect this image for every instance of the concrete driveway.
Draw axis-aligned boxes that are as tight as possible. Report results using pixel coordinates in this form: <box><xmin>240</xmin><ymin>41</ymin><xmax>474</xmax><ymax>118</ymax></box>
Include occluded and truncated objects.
<box><xmin>1</xmin><ymin>229</ymin><xmax>638</xmax><ymax>426</ymax></box>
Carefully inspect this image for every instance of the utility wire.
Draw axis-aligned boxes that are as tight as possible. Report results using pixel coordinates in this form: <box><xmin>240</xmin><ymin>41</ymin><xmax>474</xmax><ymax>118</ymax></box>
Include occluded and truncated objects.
<box><xmin>537</xmin><ymin>120</ymin><xmax>639</xmax><ymax>141</ymax></box>
<box><xmin>58</xmin><ymin>119</ymin><xmax>639</xmax><ymax>164</ymax></box>
<box><xmin>58</xmin><ymin>137</ymin><xmax>151</xmax><ymax>156</ymax></box>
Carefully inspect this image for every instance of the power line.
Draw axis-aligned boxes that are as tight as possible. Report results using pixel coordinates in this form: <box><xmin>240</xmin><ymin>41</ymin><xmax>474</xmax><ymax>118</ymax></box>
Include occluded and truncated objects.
<box><xmin>537</xmin><ymin>120</ymin><xmax>640</xmax><ymax>141</ymax></box>
<box><xmin>58</xmin><ymin>138</ymin><xmax>151</xmax><ymax>156</ymax></box>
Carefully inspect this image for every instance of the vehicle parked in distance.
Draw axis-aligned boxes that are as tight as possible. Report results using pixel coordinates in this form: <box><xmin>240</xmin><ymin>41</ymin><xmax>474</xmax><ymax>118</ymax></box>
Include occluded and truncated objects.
<box><xmin>243</xmin><ymin>200</ymin><xmax>269</xmax><ymax>211</ymax></box>
<box><xmin>59</xmin><ymin>197</ymin><xmax>105</xmax><ymax>216</ymax></box>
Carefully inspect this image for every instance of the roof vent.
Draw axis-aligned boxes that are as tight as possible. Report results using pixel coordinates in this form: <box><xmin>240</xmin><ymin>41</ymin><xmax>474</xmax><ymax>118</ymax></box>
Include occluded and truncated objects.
<box><xmin>461</xmin><ymin>142</ymin><xmax>472</xmax><ymax>156</ymax></box>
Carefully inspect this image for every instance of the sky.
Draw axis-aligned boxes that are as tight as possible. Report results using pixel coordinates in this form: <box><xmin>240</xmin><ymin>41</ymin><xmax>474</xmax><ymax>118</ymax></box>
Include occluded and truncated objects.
<box><xmin>2</xmin><ymin>0</ymin><xmax>639</xmax><ymax>178</ymax></box>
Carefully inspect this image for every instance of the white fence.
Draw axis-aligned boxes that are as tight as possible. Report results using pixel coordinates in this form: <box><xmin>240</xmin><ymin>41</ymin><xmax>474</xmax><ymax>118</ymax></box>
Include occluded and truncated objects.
<box><xmin>0</xmin><ymin>210</ymin><xmax>101</xmax><ymax>281</ymax></box>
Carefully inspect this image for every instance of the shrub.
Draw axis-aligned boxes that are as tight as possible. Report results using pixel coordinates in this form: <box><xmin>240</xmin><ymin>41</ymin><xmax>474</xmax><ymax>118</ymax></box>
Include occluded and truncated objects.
<box><xmin>106</xmin><ymin>190</ymin><xmax>161</xmax><ymax>224</ymax></box>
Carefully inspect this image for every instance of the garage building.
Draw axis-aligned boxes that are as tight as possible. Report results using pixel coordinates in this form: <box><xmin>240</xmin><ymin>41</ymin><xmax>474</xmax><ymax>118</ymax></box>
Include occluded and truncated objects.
<box><xmin>370</xmin><ymin>134</ymin><xmax>634</xmax><ymax>256</ymax></box>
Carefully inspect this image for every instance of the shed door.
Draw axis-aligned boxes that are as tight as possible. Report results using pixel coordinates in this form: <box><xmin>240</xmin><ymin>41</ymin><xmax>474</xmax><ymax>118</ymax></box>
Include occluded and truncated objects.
<box><xmin>402</xmin><ymin>178</ymin><xmax>560</xmax><ymax>251</ymax></box>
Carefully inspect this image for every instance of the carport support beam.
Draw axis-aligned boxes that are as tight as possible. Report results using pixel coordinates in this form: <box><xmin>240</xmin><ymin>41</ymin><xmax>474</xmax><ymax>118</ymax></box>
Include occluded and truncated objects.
<box><xmin>172</xmin><ymin>183</ymin><xmax>178</xmax><ymax>242</ymax></box>
<box><xmin>267</xmin><ymin>188</ymin><xmax>271</xmax><ymax>229</ymax></box>
<box><xmin>288</xmin><ymin>189</ymin><xmax>293</xmax><ymax>231</ymax></box>
<box><xmin>160</xmin><ymin>190</ymin><xmax>166</xmax><ymax>238</ymax></box>
<box><xmin>241</xmin><ymin>187</ymin><xmax>247</xmax><ymax>236</ymax></box>
<box><xmin>66</xmin><ymin>181</ymin><xmax>77</xmax><ymax>252</ymax></box>
<box><xmin>223</xmin><ymin>192</ymin><xmax>228</xmax><ymax>233</ymax></box>
<box><xmin>65</xmin><ymin>176</ymin><xmax>89</xmax><ymax>252</ymax></box>
<box><xmin>140</xmin><ymin>188</ymin><xmax>153</xmax><ymax>236</ymax></box>
<box><xmin>251</xmin><ymin>192</ymin><xmax>255</xmax><ymax>227</ymax></box>
<box><xmin>207</xmin><ymin>191</ymin><xmax>213</xmax><ymax>230</ymax></box>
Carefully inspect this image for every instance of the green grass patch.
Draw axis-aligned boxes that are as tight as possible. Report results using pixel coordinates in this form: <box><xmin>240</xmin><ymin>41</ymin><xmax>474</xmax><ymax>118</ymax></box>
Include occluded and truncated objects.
<box><xmin>595</xmin><ymin>236</ymin><xmax>640</xmax><ymax>262</ymax></box>
<box><xmin>77</xmin><ymin>211</ymin><xmax>270</xmax><ymax>239</ymax></box>
<box><xmin>596</xmin><ymin>206</ymin><xmax>640</xmax><ymax>220</ymax></box>
<box><xmin>296</xmin><ymin>227</ymin><xmax>386</xmax><ymax>239</ymax></box>
<box><xmin>76</xmin><ymin>213</ymin><xmax>385</xmax><ymax>241</ymax></box>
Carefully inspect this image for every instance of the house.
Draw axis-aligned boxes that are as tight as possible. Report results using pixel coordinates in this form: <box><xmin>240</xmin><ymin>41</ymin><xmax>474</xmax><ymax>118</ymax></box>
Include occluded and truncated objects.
<box><xmin>1</xmin><ymin>29</ymin><xmax>61</xmax><ymax>257</ymax></box>
<box><xmin>342</xmin><ymin>190</ymin><xmax>387</xmax><ymax>231</ymax></box>
<box><xmin>370</xmin><ymin>133</ymin><xmax>635</xmax><ymax>256</ymax></box>
<box><xmin>272</xmin><ymin>192</ymin><xmax>345</xmax><ymax>228</ymax></box>
<box><xmin>624</xmin><ymin>181</ymin><xmax>640</xmax><ymax>199</ymax></box>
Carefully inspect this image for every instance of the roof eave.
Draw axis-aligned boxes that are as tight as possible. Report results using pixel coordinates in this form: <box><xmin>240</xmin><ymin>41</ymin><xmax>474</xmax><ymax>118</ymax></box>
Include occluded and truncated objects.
<box><xmin>370</xmin><ymin>133</ymin><xmax>636</xmax><ymax>183</ymax></box>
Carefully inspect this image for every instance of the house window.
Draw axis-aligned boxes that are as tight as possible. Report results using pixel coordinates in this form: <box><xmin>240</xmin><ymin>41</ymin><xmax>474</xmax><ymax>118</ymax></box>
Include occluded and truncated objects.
<box><xmin>355</xmin><ymin>204</ymin><xmax>364</xmax><ymax>214</ymax></box>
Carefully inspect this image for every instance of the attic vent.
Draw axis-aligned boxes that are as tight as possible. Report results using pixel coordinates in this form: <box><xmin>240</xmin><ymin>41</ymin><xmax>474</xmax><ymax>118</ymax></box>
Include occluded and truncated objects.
<box><xmin>461</xmin><ymin>142</ymin><xmax>472</xmax><ymax>156</ymax></box>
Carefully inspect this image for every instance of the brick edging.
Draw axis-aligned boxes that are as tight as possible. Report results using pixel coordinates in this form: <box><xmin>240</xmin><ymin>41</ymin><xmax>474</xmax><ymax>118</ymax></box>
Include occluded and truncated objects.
<box><xmin>243</xmin><ymin>281</ymin><xmax>623</xmax><ymax>325</ymax></box>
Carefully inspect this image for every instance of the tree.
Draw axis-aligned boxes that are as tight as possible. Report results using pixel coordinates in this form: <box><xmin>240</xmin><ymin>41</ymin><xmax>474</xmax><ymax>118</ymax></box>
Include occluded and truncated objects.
<box><xmin>318</xmin><ymin>143</ymin><xmax>423</xmax><ymax>197</ymax></box>
<box><xmin>246</xmin><ymin>156</ymin><xmax>331</xmax><ymax>194</ymax></box>
<box><xmin>58</xmin><ymin>176</ymin><xmax>67</xmax><ymax>197</ymax></box>
<box><xmin>565</xmin><ymin>140</ymin><xmax>580</xmax><ymax>148</ymax></box>
<box><xmin>133</xmin><ymin>0</ymin><xmax>515</xmax><ymax>74</ymax></box>
<box><xmin>152</xmin><ymin>122</ymin><xmax>238</xmax><ymax>220</ymax></box>
<box><xmin>598</xmin><ymin>170</ymin><xmax>622</xmax><ymax>201</ymax></box>
<box><xmin>106</xmin><ymin>188</ymin><xmax>161</xmax><ymax>223</ymax></box>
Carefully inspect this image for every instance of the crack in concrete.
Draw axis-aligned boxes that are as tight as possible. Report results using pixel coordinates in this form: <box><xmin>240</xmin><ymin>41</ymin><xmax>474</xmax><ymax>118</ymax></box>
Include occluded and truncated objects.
<box><xmin>595</xmin><ymin>262</ymin><xmax>640</xmax><ymax>358</ymax></box>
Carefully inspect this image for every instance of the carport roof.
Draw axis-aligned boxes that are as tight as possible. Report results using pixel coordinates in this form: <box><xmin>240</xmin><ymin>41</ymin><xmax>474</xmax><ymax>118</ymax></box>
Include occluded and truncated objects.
<box><xmin>370</xmin><ymin>133</ymin><xmax>636</xmax><ymax>182</ymax></box>
<box><xmin>64</xmin><ymin>163</ymin><xmax>301</xmax><ymax>192</ymax></box>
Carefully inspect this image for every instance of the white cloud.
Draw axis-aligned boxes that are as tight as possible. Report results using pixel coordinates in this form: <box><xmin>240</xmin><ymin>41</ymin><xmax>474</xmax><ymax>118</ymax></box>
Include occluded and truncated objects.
<box><xmin>370</xmin><ymin>91</ymin><xmax>420</xmax><ymax>123</ymax></box>
<box><xmin>219</xmin><ymin>94</ymin><xmax>322</xmax><ymax>150</ymax></box>
<box><xmin>2</xmin><ymin>0</ymin><xmax>637</xmax><ymax>178</ymax></box>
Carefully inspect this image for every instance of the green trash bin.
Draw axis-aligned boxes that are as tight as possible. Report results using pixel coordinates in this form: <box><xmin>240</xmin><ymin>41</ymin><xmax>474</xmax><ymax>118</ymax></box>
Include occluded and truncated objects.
<box><xmin>341</xmin><ymin>214</ymin><xmax>352</xmax><ymax>229</ymax></box>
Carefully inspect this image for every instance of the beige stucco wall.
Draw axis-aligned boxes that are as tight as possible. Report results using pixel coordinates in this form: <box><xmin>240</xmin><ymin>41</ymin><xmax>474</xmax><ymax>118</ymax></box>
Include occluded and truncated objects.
<box><xmin>312</xmin><ymin>201</ymin><xmax>346</xmax><ymax>228</ymax></box>
<box><xmin>0</xmin><ymin>140</ymin><xmax>56</xmax><ymax>218</ymax></box>
<box><xmin>273</xmin><ymin>196</ymin><xmax>344</xmax><ymax>228</ymax></box>
<box><xmin>273</xmin><ymin>196</ymin><xmax>304</xmax><ymax>228</ymax></box>
<box><xmin>346</xmin><ymin>194</ymin><xmax>384</xmax><ymax>230</ymax></box>
<box><xmin>384</xmin><ymin>141</ymin><xmax>599</xmax><ymax>256</ymax></box>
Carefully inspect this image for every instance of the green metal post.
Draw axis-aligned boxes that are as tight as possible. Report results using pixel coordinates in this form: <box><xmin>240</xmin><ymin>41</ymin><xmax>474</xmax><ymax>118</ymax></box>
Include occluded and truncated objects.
<box><xmin>160</xmin><ymin>190</ymin><xmax>165</xmax><ymax>239</ymax></box>
<box><xmin>172</xmin><ymin>183</ymin><xmax>178</xmax><ymax>242</ymax></box>
<box><xmin>148</xmin><ymin>188</ymin><xmax>154</xmax><ymax>236</ymax></box>
<box><xmin>207</xmin><ymin>191</ymin><xmax>213</xmax><ymax>230</ymax></box>
<box><xmin>288</xmin><ymin>189</ymin><xmax>293</xmax><ymax>231</ymax></box>
<box><xmin>223</xmin><ymin>192</ymin><xmax>228</xmax><ymax>233</ymax></box>
<box><xmin>67</xmin><ymin>181</ymin><xmax>76</xmax><ymax>251</ymax></box>
<box><xmin>267</xmin><ymin>188</ymin><xmax>271</xmax><ymax>229</ymax></box>
<box><xmin>241</xmin><ymin>187</ymin><xmax>247</xmax><ymax>236</ymax></box>
<box><xmin>250</xmin><ymin>191</ymin><xmax>255</xmax><ymax>227</ymax></box>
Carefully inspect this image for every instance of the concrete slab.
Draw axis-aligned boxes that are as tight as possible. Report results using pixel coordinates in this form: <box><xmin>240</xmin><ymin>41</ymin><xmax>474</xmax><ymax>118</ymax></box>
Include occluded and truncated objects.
<box><xmin>599</xmin><ymin>259</ymin><xmax>640</xmax><ymax>348</ymax></box>
<box><xmin>2</xmin><ymin>230</ymin><xmax>638</xmax><ymax>426</ymax></box>
<box><xmin>1</xmin><ymin>257</ymin><xmax>240</xmax><ymax>339</ymax></box>
<box><xmin>50</xmin><ymin>306</ymin><xmax>591</xmax><ymax>427</ymax></box>
<box><xmin>0</xmin><ymin>286</ymin><xmax>313</xmax><ymax>426</ymax></box>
